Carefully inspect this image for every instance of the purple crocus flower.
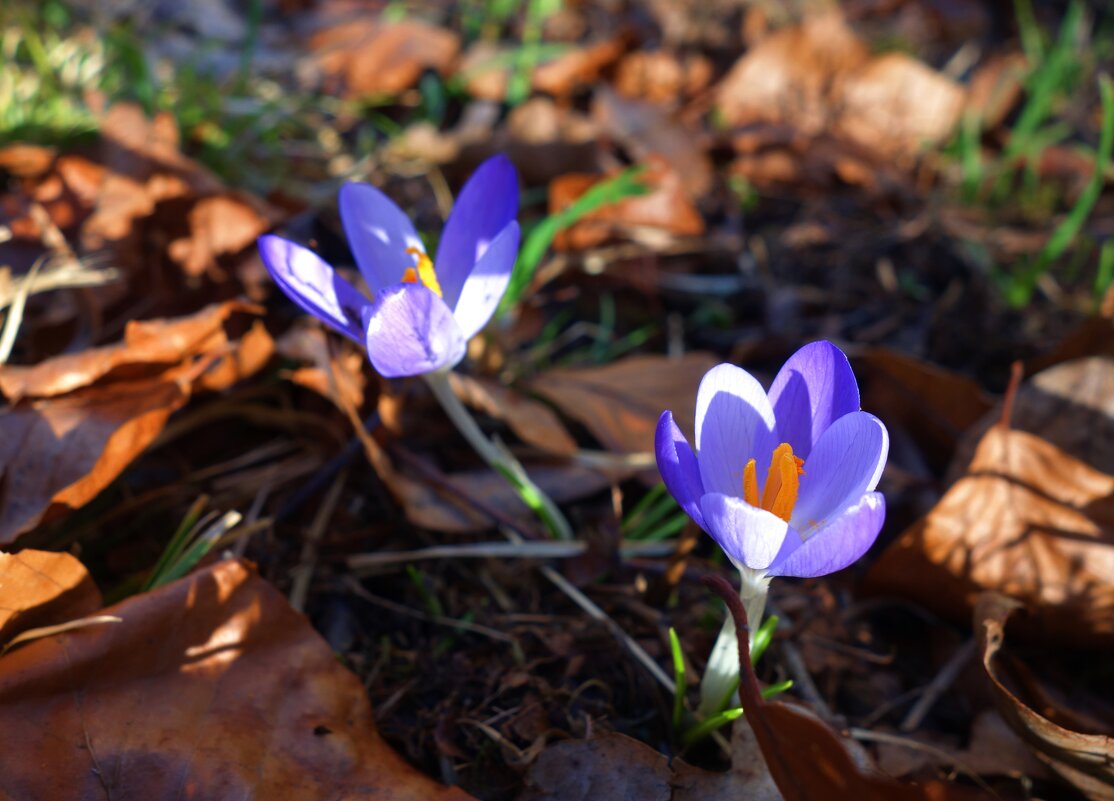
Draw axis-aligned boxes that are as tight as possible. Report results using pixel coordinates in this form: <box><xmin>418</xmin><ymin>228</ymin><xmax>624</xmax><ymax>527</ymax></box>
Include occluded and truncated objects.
<box><xmin>257</xmin><ymin>155</ymin><xmax>520</xmax><ymax>377</ymax></box>
<box><xmin>655</xmin><ymin>341</ymin><xmax>888</xmax><ymax>578</ymax></box>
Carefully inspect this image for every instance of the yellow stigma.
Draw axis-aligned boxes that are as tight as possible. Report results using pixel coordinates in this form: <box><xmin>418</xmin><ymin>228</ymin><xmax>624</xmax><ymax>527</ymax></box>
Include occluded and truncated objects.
<box><xmin>402</xmin><ymin>247</ymin><xmax>443</xmax><ymax>297</ymax></box>
<box><xmin>742</xmin><ymin>442</ymin><xmax>805</xmax><ymax>523</ymax></box>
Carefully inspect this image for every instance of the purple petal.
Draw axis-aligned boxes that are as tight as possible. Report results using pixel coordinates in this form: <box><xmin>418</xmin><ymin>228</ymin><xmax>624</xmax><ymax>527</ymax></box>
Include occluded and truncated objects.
<box><xmin>655</xmin><ymin>410</ymin><xmax>707</xmax><ymax>531</ymax></box>
<box><xmin>434</xmin><ymin>155</ymin><xmax>519</xmax><ymax>309</ymax></box>
<box><xmin>258</xmin><ymin>235</ymin><xmax>369</xmax><ymax>343</ymax></box>
<box><xmin>363</xmin><ymin>284</ymin><xmax>466</xmax><ymax>377</ymax></box>
<box><xmin>790</xmin><ymin>412</ymin><xmax>888</xmax><ymax>534</ymax></box>
<box><xmin>767</xmin><ymin>341</ymin><xmax>860</xmax><ymax>459</ymax></box>
<box><xmin>339</xmin><ymin>182</ymin><xmax>425</xmax><ymax>293</ymax></box>
<box><xmin>695</xmin><ymin>364</ymin><xmax>777</xmax><ymax>498</ymax></box>
<box><xmin>700</xmin><ymin>493</ymin><xmax>791</xmax><ymax>571</ymax></box>
<box><xmin>450</xmin><ymin>221</ymin><xmax>519</xmax><ymax>339</ymax></box>
<box><xmin>767</xmin><ymin>492</ymin><xmax>885</xmax><ymax>578</ymax></box>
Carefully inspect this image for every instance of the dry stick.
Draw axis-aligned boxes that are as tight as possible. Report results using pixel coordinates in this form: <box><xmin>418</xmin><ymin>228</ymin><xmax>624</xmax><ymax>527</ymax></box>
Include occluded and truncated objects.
<box><xmin>899</xmin><ymin>637</ymin><xmax>976</xmax><ymax>732</ymax></box>
<box><xmin>998</xmin><ymin>360</ymin><xmax>1024</xmax><ymax>431</ymax></box>
<box><xmin>288</xmin><ymin>467</ymin><xmax>348</xmax><ymax>613</ymax></box>
<box><xmin>345</xmin><ymin>409</ymin><xmax>676</xmax><ymax>695</ymax></box>
<box><xmin>766</xmin><ymin>597</ymin><xmax>837</xmax><ymax>723</ymax></box>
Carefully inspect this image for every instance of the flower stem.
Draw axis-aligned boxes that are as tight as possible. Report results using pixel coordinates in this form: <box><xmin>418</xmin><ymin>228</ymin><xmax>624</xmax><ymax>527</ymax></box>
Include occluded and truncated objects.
<box><xmin>697</xmin><ymin>567</ymin><xmax>769</xmax><ymax>717</ymax></box>
<box><xmin>424</xmin><ymin>371</ymin><xmax>574</xmax><ymax>541</ymax></box>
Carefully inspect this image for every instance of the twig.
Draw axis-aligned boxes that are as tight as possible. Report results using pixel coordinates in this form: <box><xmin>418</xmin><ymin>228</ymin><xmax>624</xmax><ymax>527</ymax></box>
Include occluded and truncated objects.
<box><xmin>347</xmin><ymin>539</ymin><xmax>676</xmax><ymax>572</ymax></box>
<box><xmin>288</xmin><ymin>467</ymin><xmax>348</xmax><ymax>612</ymax></box>
<box><xmin>343</xmin><ymin>576</ymin><xmax>516</xmax><ymax>644</ymax></box>
<box><xmin>767</xmin><ymin>597</ymin><xmax>837</xmax><ymax>724</ymax></box>
<box><xmin>848</xmin><ymin>728</ymin><xmax>997</xmax><ymax>795</ymax></box>
<box><xmin>899</xmin><ymin>638</ymin><xmax>976</xmax><ymax>732</ymax></box>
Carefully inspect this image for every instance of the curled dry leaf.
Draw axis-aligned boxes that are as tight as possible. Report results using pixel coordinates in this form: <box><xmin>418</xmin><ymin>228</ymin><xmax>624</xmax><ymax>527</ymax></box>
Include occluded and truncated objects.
<box><xmin>527</xmin><ymin>352</ymin><xmax>716</xmax><ymax>458</ymax></box>
<box><xmin>0</xmin><ymin>558</ymin><xmax>475</xmax><ymax>801</ymax></box>
<box><xmin>447</xmin><ymin>373</ymin><xmax>577</xmax><ymax>457</ymax></box>
<box><xmin>976</xmin><ymin>593</ymin><xmax>1114</xmax><ymax>800</ymax></box>
<box><xmin>865</xmin><ymin>417</ymin><xmax>1114</xmax><ymax>646</ymax></box>
<box><xmin>548</xmin><ymin>158</ymin><xmax>705</xmax><ymax>252</ymax></box>
<box><xmin>0</xmin><ymin>550</ymin><xmax>100</xmax><ymax>643</ymax></box>
<box><xmin>0</xmin><ymin>302</ymin><xmax>273</xmax><ymax>544</ymax></box>
<box><xmin>312</xmin><ymin>18</ymin><xmax>460</xmax><ymax>98</ymax></box>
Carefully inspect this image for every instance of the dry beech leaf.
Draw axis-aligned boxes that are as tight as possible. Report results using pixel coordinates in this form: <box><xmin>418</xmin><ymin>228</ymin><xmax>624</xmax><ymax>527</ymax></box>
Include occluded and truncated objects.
<box><xmin>716</xmin><ymin>14</ymin><xmax>964</xmax><ymax>161</ymax></box>
<box><xmin>976</xmin><ymin>593</ymin><xmax>1114</xmax><ymax>800</ymax></box>
<box><xmin>857</xmin><ymin>348</ymin><xmax>993</xmax><ymax>472</ymax></box>
<box><xmin>865</xmin><ymin>420</ymin><xmax>1114</xmax><ymax>646</ymax></box>
<box><xmin>387</xmin><ymin>459</ymin><xmax>620</xmax><ymax>534</ymax></box>
<box><xmin>166</xmin><ymin>192</ymin><xmax>275</xmax><ymax>278</ymax></box>
<box><xmin>447</xmin><ymin>373</ymin><xmax>577</xmax><ymax>457</ymax></box>
<box><xmin>276</xmin><ymin>322</ymin><xmax>367</xmax><ymax>412</ymax></box>
<box><xmin>458</xmin><ymin>37</ymin><xmax>626</xmax><ymax>102</ymax></box>
<box><xmin>548</xmin><ymin>158</ymin><xmax>705</xmax><ymax>251</ymax></box>
<box><xmin>0</xmin><ymin>302</ymin><xmax>272</xmax><ymax>544</ymax></box>
<box><xmin>526</xmin><ymin>352</ymin><xmax>716</xmax><ymax>457</ymax></box>
<box><xmin>312</xmin><ymin>18</ymin><xmax>460</xmax><ymax>98</ymax></box>
<box><xmin>591</xmin><ymin>86</ymin><xmax>713</xmax><ymax>198</ymax></box>
<box><xmin>0</xmin><ymin>550</ymin><xmax>100</xmax><ymax>643</ymax></box>
<box><xmin>0</xmin><ymin>558</ymin><xmax>475</xmax><ymax>801</ymax></box>
<box><xmin>0</xmin><ymin>301</ymin><xmax>260</xmax><ymax>401</ymax></box>
<box><xmin>612</xmin><ymin>50</ymin><xmax>713</xmax><ymax>105</ymax></box>
<box><xmin>0</xmin><ymin>144</ymin><xmax>57</xmax><ymax>178</ymax></box>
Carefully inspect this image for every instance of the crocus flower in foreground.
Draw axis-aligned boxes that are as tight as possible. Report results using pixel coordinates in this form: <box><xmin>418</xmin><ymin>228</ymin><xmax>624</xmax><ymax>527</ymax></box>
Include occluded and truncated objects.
<box><xmin>656</xmin><ymin>341</ymin><xmax>888</xmax><ymax>581</ymax></box>
<box><xmin>257</xmin><ymin>155</ymin><xmax>520</xmax><ymax>377</ymax></box>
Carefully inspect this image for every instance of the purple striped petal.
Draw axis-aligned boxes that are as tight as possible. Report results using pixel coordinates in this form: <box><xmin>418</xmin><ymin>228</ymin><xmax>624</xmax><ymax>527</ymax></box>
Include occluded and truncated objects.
<box><xmin>363</xmin><ymin>284</ymin><xmax>466</xmax><ymax>377</ymax></box>
<box><xmin>695</xmin><ymin>364</ymin><xmax>777</xmax><ymax>498</ymax></box>
<box><xmin>790</xmin><ymin>412</ymin><xmax>888</xmax><ymax>534</ymax></box>
<box><xmin>257</xmin><ymin>235</ymin><xmax>369</xmax><ymax>343</ymax></box>
<box><xmin>767</xmin><ymin>492</ymin><xmax>885</xmax><ymax>578</ymax></box>
<box><xmin>700</xmin><ymin>493</ymin><xmax>791</xmax><ymax>571</ymax></box>
<box><xmin>450</xmin><ymin>221</ymin><xmax>519</xmax><ymax>339</ymax></box>
<box><xmin>434</xmin><ymin>155</ymin><xmax>519</xmax><ymax>309</ymax></box>
<box><xmin>339</xmin><ymin>182</ymin><xmax>425</xmax><ymax>293</ymax></box>
<box><xmin>655</xmin><ymin>410</ymin><xmax>706</xmax><ymax>531</ymax></box>
<box><xmin>767</xmin><ymin>341</ymin><xmax>860</xmax><ymax>459</ymax></box>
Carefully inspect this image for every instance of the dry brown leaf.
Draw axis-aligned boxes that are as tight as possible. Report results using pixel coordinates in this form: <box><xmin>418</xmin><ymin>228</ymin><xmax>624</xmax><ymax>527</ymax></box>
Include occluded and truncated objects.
<box><xmin>447</xmin><ymin>373</ymin><xmax>577</xmax><ymax>457</ymax></box>
<box><xmin>0</xmin><ymin>302</ymin><xmax>272</xmax><ymax>544</ymax></box>
<box><xmin>0</xmin><ymin>144</ymin><xmax>57</xmax><ymax>178</ymax></box>
<box><xmin>0</xmin><ymin>558</ymin><xmax>476</xmax><ymax>800</ymax></box>
<box><xmin>549</xmin><ymin>158</ymin><xmax>705</xmax><ymax>251</ymax></box>
<box><xmin>976</xmin><ymin>593</ymin><xmax>1114</xmax><ymax>799</ymax></box>
<box><xmin>166</xmin><ymin>193</ymin><xmax>275</xmax><ymax>278</ymax></box>
<box><xmin>532</xmin><ymin>36</ymin><xmax>628</xmax><ymax>96</ymax></box>
<box><xmin>387</xmin><ymin>459</ymin><xmax>619</xmax><ymax>534</ymax></box>
<box><xmin>613</xmin><ymin>50</ymin><xmax>713</xmax><ymax>105</ymax></box>
<box><xmin>858</xmin><ymin>348</ymin><xmax>993</xmax><ymax>472</ymax></box>
<box><xmin>716</xmin><ymin>14</ymin><xmax>964</xmax><ymax>162</ymax></box>
<box><xmin>313</xmin><ymin>18</ymin><xmax>460</xmax><ymax>98</ymax></box>
<box><xmin>276</xmin><ymin>322</ymin><xmax>368</xmax><ymax>412</ymax></box>
<box><xmin>591</xmin><ymin>86</ymin><xmax>713</xmax><ymax>197</ymax></box>
<box><xmin>865</xmin><ymin>419</ymin><xmax>1114</xmax><ymax>646</ymax></box>
<box><xmin>526</xmin><ymin>352</ymin><xmax>716</xmax><ymax>457</ymax></box>
<box><xmin>0</xmin><ymin>550</ymin><xmax>100</xmax><ymax>643</ymax></box>
<box><xmin>0</xmin><ymin>301</ymin><xmax>259</xmax><ymax>401</ymax></box>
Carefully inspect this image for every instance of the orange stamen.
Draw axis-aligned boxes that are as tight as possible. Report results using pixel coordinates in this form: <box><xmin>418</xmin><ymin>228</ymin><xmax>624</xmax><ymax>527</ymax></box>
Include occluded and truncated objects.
<box><xmin>744</xmin><ymin>442</ymin><xmax>805</xmax><ymax>523</ymax></box>
<box><xmin>401</xmin><ymin>247</ymin><xmax>443</xmax><ymax>297</ymax></box>
<box><xmin>742</xmin><ymin>458</ymin><xmax>759</xmax><ymax>507</ymax></box>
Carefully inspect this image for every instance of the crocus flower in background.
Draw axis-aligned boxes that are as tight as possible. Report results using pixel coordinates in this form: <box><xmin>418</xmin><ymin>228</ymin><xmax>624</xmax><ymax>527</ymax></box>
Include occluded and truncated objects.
<box><xmin>257</xmin><ymin>155</ymin><xmax>520</xmax><ymax>378</ymax></box>
<box><xmin>656</xmin><ymin>340</ymin><xmax>888</xmax><ymax>581</ymax></box>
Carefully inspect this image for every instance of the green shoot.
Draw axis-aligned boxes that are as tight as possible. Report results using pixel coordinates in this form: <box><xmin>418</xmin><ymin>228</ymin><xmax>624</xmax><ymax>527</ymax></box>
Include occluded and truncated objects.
<box><xmin>143</xmin><ymin>497</ymin><xmax>242</xmax><ymax>591</ymax></box>
<box><xmin>498</xmin><ymin>165</ymin><xmax>651</xmax><ymax>315</ymax></box>
<box><xmin>682</xmin><ymin>707</ymin><xmax>743</xmax><ymax>747</ymax></box>
<box><xmin>669</xmin><ymin>627</ymin><xmax>687</xmax><ymax>730</ymax></box>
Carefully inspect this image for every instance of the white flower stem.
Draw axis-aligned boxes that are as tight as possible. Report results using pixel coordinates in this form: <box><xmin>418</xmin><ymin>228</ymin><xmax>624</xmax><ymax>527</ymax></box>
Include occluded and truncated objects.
<box><xmin>424</xmin><ymin>370</ymin><xmax>574</xmax><ymax>541</ymax></box>
<box><xmin>697</xmin><ymin>567</ymin><xmax>770</xmax><ymax>717</ymax></box>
